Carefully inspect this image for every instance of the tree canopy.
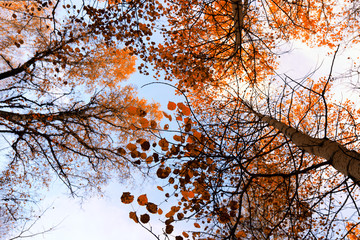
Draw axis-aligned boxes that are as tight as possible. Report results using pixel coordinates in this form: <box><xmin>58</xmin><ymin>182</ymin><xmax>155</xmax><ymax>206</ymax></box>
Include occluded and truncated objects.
<box><xmin>113</xmin><ymin>0</ymin><xmax>360</xmax><ymax>239</ymax></box>
<box><xmin>3</xmin><ymin>0</ymin><xmax>360</xmax><ymax>239</ymax></box>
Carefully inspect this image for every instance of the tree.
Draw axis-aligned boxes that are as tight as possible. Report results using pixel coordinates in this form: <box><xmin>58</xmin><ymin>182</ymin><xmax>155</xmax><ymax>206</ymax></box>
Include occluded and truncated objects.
<box><xmin>111</xmin><ymin>0</ymin><xmax>360</xmax><ymax>239</ymax></box>
<box><xmin>0</xmin><ymin>0</ymin><xmax>162</xmax><ymax>237</ymax></box>
<box><xmin>142</xmin><ymin>0</ymin><xmax>360</xmax><ymax>90</ymax></box>
<box><xmin>2</xmin><ymin>0</ymin><xmax>360</xmax><ymax>238</ymax></box>
<box><xmin>122</xmin><ymin>63</ymin><xmax>360</xmax><ymax>239</ymax></box>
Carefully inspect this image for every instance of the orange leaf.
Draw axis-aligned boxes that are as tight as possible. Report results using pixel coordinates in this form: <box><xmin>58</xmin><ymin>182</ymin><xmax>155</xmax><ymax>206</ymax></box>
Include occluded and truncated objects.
<box><xmin>193</xmin><ymin>130</ymin><xmax>202</xmax><ymax>140</ymax></box>
<box><xmin>137</xmin><ymin>194</ymin><xmax>148</xmax><ymax>206</ymax></box>
<box><xmin>157</xmin><ymin>186</ymin><xmax>164</xmax><ymax>191</ymax></box>
<box><xmin>177</xmin><ymin>102</ymin><xmax>186</xmax><ymax>110</ymax></box>
<box><xmin>126</xmin><ymin>143</ymin><xmax>137</xmax><ymax>151</ymax></box>
<box><xmin>163</xmin><ymin>111</ymin><xmax>172</xmax><ymax>121</ymax></box>
<box><xmin>140</xmin><ymin>118</ymin><xmax>149</xmax><ymax>128</ymax></box>
<box><xmin>236</xmin><ymin>230</ymin><xmax>247</xmax><ymax>238</ymax></box>
<box><xmin>165</xmin><ymin>210</ymin><xmax>175</xmax><ymax>218</ymax></box>
<box><xmin>145</xmin><ymin>156</ymin><xmax>153</xmax><ymax>164</ymax></box>
<box><xmin>182</xmin><ymin>106</ymin><xmax>191</xmax><ymax>116</ymax></box>
<box><xmin>129</xmin><ymin>211</ymin><xmax>138</xmax><ymax>223</ymax></box>
<box><xmin>167</xmin><ymin>101</ymin><xmax>177</xmax><ymax>110</ymax></box>
<box><xmin>127</xmin><ymin>106</ymin><xmax>137</xmax><ymax>115</ymax></box>
<box><xmin>173</xmin><ymin>135</ymin><xmax>182</xmax><ymax>142</ymax></box>
<box><xmin>181</xmin><ymin>190</ymin><xmax>195</xmax><ymax>200</ymax></box>
<box><xmin>159</xmin><ymin>138</ymin><xmax>169</xmax><ymax>148</ymax></box>
<box><xmin>194</xmin><ymin>223</ymin><xmax>201</xmax><ymax>228</ymax></box>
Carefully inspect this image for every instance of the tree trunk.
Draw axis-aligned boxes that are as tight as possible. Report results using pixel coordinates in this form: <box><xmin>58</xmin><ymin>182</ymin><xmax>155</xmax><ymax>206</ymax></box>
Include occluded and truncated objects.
<box><xmin>257</xmin><ymin>113</ymin><xmax>360</xmax><ymax>184</ymax></box>
<box><xmin>231</xmin><ymin>0</ymin><xmax>248</xmax><ymax>52</ymax></box>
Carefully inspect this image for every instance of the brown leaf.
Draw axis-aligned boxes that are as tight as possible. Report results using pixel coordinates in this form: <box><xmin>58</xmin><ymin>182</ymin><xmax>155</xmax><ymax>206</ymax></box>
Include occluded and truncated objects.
<box><xmin>146</xmin><ymin>202</ymin><xmax>158</xmax><ymax>214</ymax></box>
<box><xmin>117</xmin><ymin>147</ymin><xmax>126</xmax><ymax>155</ymax></box>
<box><xmin>141</xmin><ymin>141</ymin><xmax>150</xmax><ymax>151</ymax></box>
<box><xmin>140</xmin><ymin>213</ymin><xmax>150</xmax><ymax>224</ymax></box>
<box><xmin>121</xmin><ymin>192</ymin><xmax>134</xmax><ymax>204</ymax></box>
<box><xmin>137</xmin><ymin>109</ymin><xmax>147</xmax><ymax>117</ymax></box>
<box><xmin>157</xmin><ymin>167</ymin><xmax>171</xmax><ymax>179</ymax></box>
<box><xmin>165</xmin><ymin>224</ymin><xmax>174</xmax><ymax>234</ymax></box>
<box><xmin>153</xmin><ymin>153</ymin><xmax>159</xmax><ymax>162</ymax></box>
<box><xmin>177</xmin><ymin>212</ymin><xmax>184</xmax><ymax>220</ymax></box>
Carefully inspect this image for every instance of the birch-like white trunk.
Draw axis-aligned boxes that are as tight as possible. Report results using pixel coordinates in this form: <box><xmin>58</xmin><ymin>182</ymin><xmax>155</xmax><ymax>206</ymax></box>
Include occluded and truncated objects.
<box><xmin>259</xmin><ymin>114</ymin><xmax>360</xmax><ymax>184</ymax></box>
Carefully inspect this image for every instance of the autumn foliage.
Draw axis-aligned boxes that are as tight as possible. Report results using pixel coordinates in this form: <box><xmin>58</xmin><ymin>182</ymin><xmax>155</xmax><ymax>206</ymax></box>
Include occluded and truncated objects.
<box><xmin>0</xmin><ymin>0</ymin><xmax>164</xmax><ymax>237</ymax></box>
<box><xmin>3</xmin><ymin>0</ymin><xmax>360</xmax><ymax>239</ymax></box>
<box><xmin>113</xmin><ymin>0</ymin><xmax>360</xmax><ymax>239</ymax></box>
<box><xmin>121</xmin><ymin>77</ymin><xmax>360</xmax><ymax>239</ymax></box>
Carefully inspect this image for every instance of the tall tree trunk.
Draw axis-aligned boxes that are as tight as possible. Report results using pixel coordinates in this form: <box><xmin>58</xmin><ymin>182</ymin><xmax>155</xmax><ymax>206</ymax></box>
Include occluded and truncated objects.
<box><xmin>231</xmin><ymin>0</ymin><xmax>248</xmax><ymax>53</ymax></box>
<box><xmin>257</xmin><ymin>113</ymin><xmax>360</xmax><ymax>184</ymax></box>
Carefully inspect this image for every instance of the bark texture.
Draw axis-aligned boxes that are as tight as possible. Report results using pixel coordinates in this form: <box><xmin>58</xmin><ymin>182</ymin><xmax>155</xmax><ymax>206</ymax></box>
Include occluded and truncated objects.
<box><xmin>259</xmin><ymin>114</ymin><xmax>360</xmax><ymax>184</ymax></box>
